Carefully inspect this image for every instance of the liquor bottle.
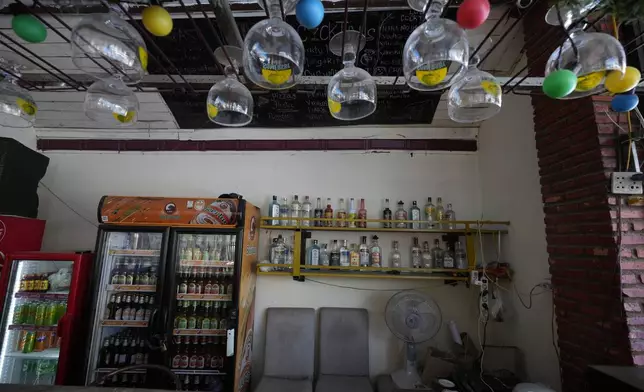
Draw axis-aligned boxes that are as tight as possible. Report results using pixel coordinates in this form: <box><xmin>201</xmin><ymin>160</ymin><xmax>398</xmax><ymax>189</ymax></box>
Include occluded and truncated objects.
<box><xmin>424</xmin><ymin>197</ymin><xmax>436</xmax><ymax>229</ymax></box>
<box><xmin>204</xmin><ymin>269</ymin><xmax>214</xmax><ymax>294</ymax></box>
<box><xmin>389</xmin><ymin>241</ymin><xmax>402</xmax><ymax>268</ymax></box>
<box><xmin>455</xmin><ymin>242</ymin><xmax>467</xmax><ymax>269</ymax></box>
<box><xmin>314</xmin><ymin>197</ymin><xmax>324</xmax><ymax>227</ymax></box>
<box><xmin>118</xmin><ymin>336</ymin><xmax>129</xmax><ymax>367</ymax></box>
<box><xmin>184</xmin><ymin>237</ymin><xmax>193</xmax><ymax>261</ymax></box>
<box><xmin>273</xmin><ymin>235</ymin><xmax>286</xmax><ymax>264</ymax></box>
<box><xmin>435</xmin><ymin>197</ymin><xmax>445</xmax><ymax>228</ymax></box>
<box><xmin>195</xmin><ymin>267</ymin><xmax>204</xmax><ymax>295</ymax></box>
<box><xmin>432</xmin><ymin>239</ymin><xmax>445</xmax><ymax>268</ymax></box>
<box><xmin>285</xmin><ymin>237</ymin><xmax>294</xmax><ymax>266</ymax></box>
<box><xmin>113</xmin><ymin>294</ymin><xmax>123</xmax><ymax>320</ymax></box>
<box><xmin>324</xmin><ymin>198</ymin><xmax>334</xmax><ymax>227</ymax></box>
<box><xmin>225</xmin><ymin>269</ymin><xmax>234</xmax><ymax>295</ymax></box>
<box><xmin>202</xmin><ymin>243</ymin><xmax>210</xmax><ymax>262</ymax></box>
<box><xmin>445</xmin><ymin>203</ymin><xmax>456</xmax><ymax>229</ymax></box>
<box><xmin>330</xmin><ymin>240</ymin><xmax>340</xmax><ymax>266</ymax></box>
<box><xmin>370</xmin><ymin>236</ymin><xmax>382</xmax><ymax>267</ymax></box>
<box><xmin>306</xmin><ymin>240</ymin><xmax>320</xmax><ymax>266</ymax></box>
<box><xmin>125</xmin><ymin>262</ymin><xmax>135</xmax><ymax>285</ymax></box>
<box><xmin>340</xmin><ymin>240</ymin><xmax>350</xmax><ymax>267</ymax></box>
<box><xmin>110</xmin><ymin>260</ymin><xmax>124</xmax><ymax>285</ymax></box>
<box><xmin>411</xmin><ymin>237</ymin><xmax>421</xmax><ymax>268</ymax></box>
<box><xmin>336</xmin><ymin>198</ymin><xmax>347</xmax><ymax>227</ymax></box>
<box><xmin>99</xmin><ymin>338</ymin><xmax>111</xmax><ymax>367</ymax></box>
<box><xmin>359</xmin><ymin>236</ymin><xmax>370</xmax><ymax>267</ymax></box>
<box><xmin>175</xmin><ymin>300</ymin><xmax>188</xmax><ymax>329</ymax></box>
<box><xmin>279</xmin><ymin>197</ymin><xmax>290</xmax><ymax>226</ymax></box>
<box><xmin>187</xmin><ymin>301</ymin><xmax>197</xmax><ymax>329</ymax></box>
<box><xmin>196</xmin><ymin>301</ymin><xmax>205</xmax><ymax>329</ymax></box>
<box><xmin>357</xmin><ymin>198</ymin><xmax>367</xmax><ymax>228</ymax></box>
<box><xmin>196</xmin><ymin>338</ymin><xmax>206</xmax><ymax>369</ymax></box>
<box><xmin>180</xmin><ymin>337</ymin><xmax>190</xmax><ymax>369</ymax></box>
<box><xmin>128</xmin><ymin>336</ymin><xmax>137</xmax><ymax>366</ymax></box>
<box><xmin>178</xmin><ymin>268</ymin><xmax>188</xmax><ymax>294</ymax></box>
<box><xmin>443</xmin><ymin>243</ymin><xmax>455</xmax><ymax>268</ymax></box>
<box><xmin>212</xmin><ymin>269</ymin><xmax>221</xmax><ymax>294</ymax></box>
<box><xmin>212</xmin><ymin>302</ymin><xmax>221</xmax><ymax>330</ymax></box>
<box><xmin>188</xmin><ymin>268</ymin><xmax>197</xmax><ymax>294</ymax></box>
<box><xmin>145</xmin><ymin>296</ymin><xmax>154</xmax><ymax>321</ymax></box>
<box><xmin>347</xmin><ymin>198</ymin><xmax>357</xmax><ymax>228</ymax></box>
<box><xmin>395</xmin><ymin>201</ymin><xmax>407</xmax><ymax>228</ymax></box>
<box><xmin>320</xmin><ymin>244</ymin><xmax>329</xmax><ymax>266</ymax></box>
<box><xmin>422</xmin><ymin>241</ymin><xmax>433</xmax><ymax>268</ymax></box>
<box><xmin>382</xmin><ymin>199</ymin><xmax>392</xmax><ymax>228</ymax></box>
<box><xmin>269</xmin><ymin>195</ymin><xmax>280</xmax><ymax>226</ymax></box>
<box><xmin>135</xmin><ymin>336</ymin><xmax>145</xmax><ymax>365</ymax></box>
<box><xmin>301</xmin><ymin>196</ymin><xmax>312</xmax><ymax>227</ymax></box>
<box><xmin>149</xmin><ymin>265</ymin><xmax>158</xmax><ymax>286</ymax></box>
<box><xmin>193</xmin><ymin>244</ymin><xmax>203</xmax><ymax>261</ymax></box>
<box><xmin>131</xmin><ymin>295</ymin><xmax>141</xmax><ymax>321</ymax></box>
<box><xmin>139</xmin><ymin>260</ymin><xmax>151</xmax><ymax>285</ymax></box>
<box><xmin>290</xmin><ymin>195</ymin><xmax>301</xmax><ymax>226</ymax></box>
<box><xmin>349</xmin><ymin>244</ymin><xmax>360</xmax><ymax>267</ymax></box>
<box><xmin>111</xmin><ymin>335</ymin><xmax>121</xmax><ymax>367</ymax></box>
<box><xmin>122</xmin><ymin>295</ymin><xmax>133</xmax><ymax>321</ymax></box>
<box><xmin>409</xmin><ymin>201</ymin><xmax>421</xmax><ymax>229</ymax></box>
<box><xmin>105</xmin><ymin>294</ymin><xmax>116</xmax><ymax>320</ymax></box>
<box><xmin>189</xmin><ymin>337</ymin><xmax>199</xmax><ymax>369</ymax></box>
<box><xmin>203</xmin><ymin>338</ymin><xmax>213</xmax><ymax>369</ymax></box>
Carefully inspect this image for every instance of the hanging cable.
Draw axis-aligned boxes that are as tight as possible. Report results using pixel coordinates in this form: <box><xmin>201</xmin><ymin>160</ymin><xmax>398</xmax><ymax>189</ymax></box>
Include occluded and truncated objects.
<box><xmin>340</xmin><ymin>0</ymin><xmax>349</xmax><ymax>61</ymax></box>
<box><xmin>356</xmin><ymin>0</ymin><xmax>370</xmax><ymax>60</ymax></box>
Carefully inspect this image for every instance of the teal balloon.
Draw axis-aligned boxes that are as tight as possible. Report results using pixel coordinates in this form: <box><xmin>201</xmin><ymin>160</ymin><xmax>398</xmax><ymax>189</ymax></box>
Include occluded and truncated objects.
<box><xmin>12</xmin><ymin>14</ymin><xmax>47</xmax><ymax>43</ymax></box>
<box><xmin>543</xmin><ymin>69</ymin><xmax>577</xmax><ymax>99</ymax></box>
<box><xmin>611</xmin><ymin>94</ymin><xmax>639</xmax><ymax>112</ymax></box>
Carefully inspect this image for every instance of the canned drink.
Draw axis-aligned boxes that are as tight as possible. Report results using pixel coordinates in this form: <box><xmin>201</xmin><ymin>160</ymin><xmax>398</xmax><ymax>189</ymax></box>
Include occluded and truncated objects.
<box><xmin>23</xmin><ymin>331</ymin><xmax>35</xmax><ymax>353</ymax></box>
<box><xmin>13</xmin><ymin>304</ymin><xmax>24</xmax><ymax>324</ymax></box>
<box><xmin>25</xmin><ymin>302</ymin><xmax>36</xmax><ymax>325</ymax></box>
<box><xmin>56</xmin><ymin>302</ymin><xmax>67</xmax><ymax>323</ymax></box>
<box><xmin>34</xmin><ymin>303</ymin><xmax>46</xmax><ymax>327</ymax></box>
<box><xmin>34</xmin><ymin>332</ymin><xmax>47</xmax><ymax>352</ymax></box>
<box><xmin>45</xmin><ymin>303</ymin><xmax>57</xmax><ymax>326</ymax></box>
<box><xmin>16</xmin><ymin>330</ymin><xmax>27</xmax><ymax>351</ymax></box>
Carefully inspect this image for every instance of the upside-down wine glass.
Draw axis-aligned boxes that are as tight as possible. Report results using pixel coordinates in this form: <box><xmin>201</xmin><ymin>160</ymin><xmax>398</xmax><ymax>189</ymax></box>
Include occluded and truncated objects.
<box><xmin>207</xmin><ymin>46</ymin><xmax>254</xmax><ymax>127</ymax></box>
<box><xmin>0</xmin><ymin>59</ymin><xmax>37</xmax><ymax>128</ymax></box>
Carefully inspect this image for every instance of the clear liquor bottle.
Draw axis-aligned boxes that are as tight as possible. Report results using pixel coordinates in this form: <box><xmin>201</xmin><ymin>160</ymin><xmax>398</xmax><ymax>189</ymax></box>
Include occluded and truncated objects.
<box><xmin>424</xmin><ymin>197</ymin><xmax>435</xmax><ymax>229</ymax></box>
<box><xmin>269</xmin><ymin>238</ymin><xmax>278</xmax><ymax>263</ymax></box>
<box><xmin>314</xmin><ymin>198</ymin><xmax>324</xmax><ymax>227</ymax></box>
<box><xmin>411</xmin><ymin>237</ymin><xmax>421</xmax><ymax>268</ymax></box>
<box><xmin>435</xmin><ymin>197</ymin><xmax>445</xmax><ymax>228</ymax></box>
<box><xmin>290</xmin><ymin>195</ymin><xmax>301</xmax><ymax>226</ymax></box>
<box><xmin>329</xmin><ymin>240</ymin><xmax>341</xmax><ymax>266</ymax></box>
<box><xmin>389</xmin><ymin>241</ymin><xmax>402</xmax><ymax>268</ymax></box>
<box><xmin>324</xmin><ymin>198</ymin><xmax>334</xmax><ymax>227</ymax></box>
<box><xmin>421</xmin><ymin>241</ymin><xmax>433</xmax><ymax>268</ymax></box>
<box><xmin>273</xmin><ymin>235</ymin><xmax>286</xmax><ymax>265</ymax></box>
<box><xmin>357</xmin><ymin>198</ymin><xmax>367</xmax><ymax>228</ymax></box>
<box><xmin>443</xmin><ymin>242</ymin><xmax>455</xmax><ymax>268</ymax></box>
<box><xmin>395</xmin><ymin>201</ymin><xmax>407</xmax><ymax>229</ymax></box>
<box><xmin>301</xmin><ymin>196</ymin><xmax>312</xmax><ymax>227</ymax></box>
<box><xmin>409</xmin><ymin>201</ymin><xmax>421</xmax><ymax>229</ymax></box>
<box><xmin>340</xmin><ymin>240</ymin><xmax>350</xmax><ymax>267</ymax></box>
<box><xmin>370</xmin><ymin>235</ymin><xmax>382</xmax><ymax>267</ymax></box>
<box><xmin>320</xmin><ymin>244</ymin><xmax>329</xmax><ymax>266</ymax></box>
<box><xmin>455</xmin><ymin>242</ymin><xmax>467</xmax><ymax>269</ymax></box>
<box><xmin>431</xmin><ymin>239</ymin><xmax>444</xmax><ymax>268</ymax></box>
<box><xmin>382</xmin><ymin>199</ymin><xmax>392</xmax><ymax>228</ymax></box>
<box><xmin>286</xmin><ymin>236</ymin><xmax>294</xmax><ymax>266</ymax></box>
<box><xmin>336</xmin><ymin>198</ymin><xmax>347</xmax><ymax>228</ymax></box>
<box><xmin>359</xmin><ymin>236</ymin><xmax>370</xmax><ymax>267</ymax></box>
<box><xmin>279</xmin><ymin>197</ymin><xmax>290</xmax><ymax>226</ymax></box>
<box><xmin>347</xmin><ymin>198</ymin><xmax>357</xmax><ymax>228</ymax></box>
<box><xmin>445</xmin><ymin>203</ymin><xmax>455</xmax><ymax>230</ymax></box>
<box><xmin>307</xmin><ymin>240</ymin><xmax>320</xmax><ymax>266</ymax></box>
<box><xmin>269</xmin><ymin>195</ymin><xmax>280</xmax><ymax>226</ymax></box>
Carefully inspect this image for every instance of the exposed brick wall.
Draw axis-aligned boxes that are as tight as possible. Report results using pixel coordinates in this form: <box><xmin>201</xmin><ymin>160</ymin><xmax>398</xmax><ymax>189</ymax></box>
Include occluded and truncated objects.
<box><xmin>523</xmin><ymin>2</ymin><xmax>642</xmax><ymax>390</ymax></box>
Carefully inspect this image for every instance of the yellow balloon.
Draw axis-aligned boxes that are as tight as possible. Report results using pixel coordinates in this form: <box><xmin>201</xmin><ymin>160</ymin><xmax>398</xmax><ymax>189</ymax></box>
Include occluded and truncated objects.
<box><xmin>605</xmin><ymin>66</ymin><xmax>641</xmax><ymax>94</ymax></box>
<box><xmin>142</xmin><ymin>5</ymin><xmax>173</xmax><ymax>37</ymax></box>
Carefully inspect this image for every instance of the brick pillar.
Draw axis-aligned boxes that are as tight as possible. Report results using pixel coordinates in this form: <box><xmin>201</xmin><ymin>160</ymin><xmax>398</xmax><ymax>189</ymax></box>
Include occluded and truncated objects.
<box><xmin>523</xmin><ymin>3</ymin><xmax>639</xmax><ymax>391</ymax></box>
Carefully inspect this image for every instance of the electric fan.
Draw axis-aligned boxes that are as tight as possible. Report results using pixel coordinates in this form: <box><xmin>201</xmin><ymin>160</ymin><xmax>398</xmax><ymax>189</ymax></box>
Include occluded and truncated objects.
<box><xmin>385</xmin><ymin>290</ymin><xmax>442</xmax><ymax>389</ymax></box>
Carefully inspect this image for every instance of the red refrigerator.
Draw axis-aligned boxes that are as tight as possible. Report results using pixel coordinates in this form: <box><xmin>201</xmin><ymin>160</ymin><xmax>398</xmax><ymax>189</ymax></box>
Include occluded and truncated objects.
<box><xmin>84</xmin><ymin>196</ymin><xmax>259</xmax><ymax>392</ymax></box>
<box><xmin>0</xmin><ymin>251</ymin><xmax>93</xmax><ymax>385</ymax></box>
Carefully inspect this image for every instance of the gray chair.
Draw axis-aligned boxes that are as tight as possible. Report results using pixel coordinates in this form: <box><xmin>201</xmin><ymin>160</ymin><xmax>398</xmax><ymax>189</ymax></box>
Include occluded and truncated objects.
<box><xmin>316</xmin><ymin>307</ymin><xmax>373</xmax><ymax>392</ymax></box>
<box><xmin>255</xmin><ymin>307</ymin><xmax>316</xmax><ymax>392</ymax></box>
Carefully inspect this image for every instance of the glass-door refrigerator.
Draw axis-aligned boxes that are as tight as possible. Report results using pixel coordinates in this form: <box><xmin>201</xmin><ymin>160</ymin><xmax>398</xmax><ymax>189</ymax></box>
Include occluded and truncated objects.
<box><xmin>0</xmin><ymin>251</ymin><xmax>93</xmax><ymax>386</ymax></box>
<box><xmin>85</xmin><ymin>195</ymin><xmax>260</xmax><ymax>392</ymax></box>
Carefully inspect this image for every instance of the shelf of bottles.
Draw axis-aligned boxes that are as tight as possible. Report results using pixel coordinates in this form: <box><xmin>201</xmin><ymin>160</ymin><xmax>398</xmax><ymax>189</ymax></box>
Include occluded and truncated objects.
<box><xmin>0</xmin><ymin>259</ymin><xmax>72</xmax><ymax>384</ymax></box>
<box><xmin>89</xmin><ymin>231</ymin><xmax>163</xmax><ymax>388</ymax></box>
<box><xmin>169</xmin><ymin>234</ymin><xmax>234</xmax><ymax>390</ymax></box>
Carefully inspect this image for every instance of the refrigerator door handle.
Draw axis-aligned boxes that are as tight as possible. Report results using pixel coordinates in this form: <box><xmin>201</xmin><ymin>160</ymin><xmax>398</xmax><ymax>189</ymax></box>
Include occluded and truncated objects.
<box><xmin>147</xmin><ymin>308</ymin><xmax>167</xmax><ymax>352</ymax></box>
<box><xmin>57</xmin><ymin>313</ymin><xmax>70</xmax><ymax>339</ymax></box>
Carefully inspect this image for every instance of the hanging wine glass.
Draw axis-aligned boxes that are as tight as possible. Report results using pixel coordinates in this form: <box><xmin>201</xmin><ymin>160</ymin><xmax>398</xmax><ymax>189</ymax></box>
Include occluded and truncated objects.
<box><xmin>243</xmin><ymin>0</ymin><xmax>304</xmax><ymax>90</ymax></box>
<box><xmin>403</xmin><ymin>0</ymin><xmax>469</xmax><ymax>91</ymax></box>
<box><xmin>84</xmin><ymin>77</ymin><xmax>139</xmax><ymax>126</ymax></box>
<box><xmin>327</xmin><ymin>30</ymin><xmax>376</xmax><ymax>121</ymax></box>
<box><xmin>543</xmin><ymin>0</ymin><xmax>626</xmax><ymax>99</ymax></box>
<box><xmin>71</xmin><ymin>11</ymin><xmax>148</xmax><ymax>84</ymax></box>
<box><xmin>207</xmin><ymin>46</ymin><xmax>254</xmax><ymax>127</ymax></box>
<box><xmin>0</xmin><ymin>59</ymin><xmax>37</xmax><ymax>128</ymax></box>
<box><xmin>448</xmin><ymin>37</ymin><xmax>501</xmax><ymax>123</ymax></box>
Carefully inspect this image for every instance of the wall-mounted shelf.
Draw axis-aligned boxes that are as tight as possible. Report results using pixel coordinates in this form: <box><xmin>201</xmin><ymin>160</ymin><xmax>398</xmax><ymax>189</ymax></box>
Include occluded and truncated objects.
<box><xmin>258</xmin><ymin>217</ymin><xmax>509</xmax><ymax>282</ymax></box>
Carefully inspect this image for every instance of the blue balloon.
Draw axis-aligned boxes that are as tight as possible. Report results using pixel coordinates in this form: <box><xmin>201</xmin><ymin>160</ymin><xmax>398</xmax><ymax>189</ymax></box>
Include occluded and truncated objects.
<box><xmin>296</xmin><ymin>0</ymin><xmax>324</xmax><ymax>29</ymax></box>
<box><xmin>611</xmin><ymin>94</ymin><xmax>639</xmax><ymax>113</ymax></box>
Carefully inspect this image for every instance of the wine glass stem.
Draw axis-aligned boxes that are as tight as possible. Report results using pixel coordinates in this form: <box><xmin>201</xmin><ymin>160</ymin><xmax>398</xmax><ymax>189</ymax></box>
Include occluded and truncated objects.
<box><xmin>268</xmin><ymin>3</ymin><xmax>282</xmax><ymax>19</ymax></box>
<box><xmin>424</xmin><ymin>0</ymin><xmax>448</xmax><ymax>20</ymax></box>
<box><xmin>342</xmin><ymin>44</ymin><xmax>356</xmax><ymax>65</ymax></box>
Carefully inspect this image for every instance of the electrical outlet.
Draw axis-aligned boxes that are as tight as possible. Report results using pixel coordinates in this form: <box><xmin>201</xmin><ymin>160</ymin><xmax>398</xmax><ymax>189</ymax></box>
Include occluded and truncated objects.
<box><xmin>612</xmin><ymin>172</ymin><xmax>643</xmax><ymax>195</ymax></box>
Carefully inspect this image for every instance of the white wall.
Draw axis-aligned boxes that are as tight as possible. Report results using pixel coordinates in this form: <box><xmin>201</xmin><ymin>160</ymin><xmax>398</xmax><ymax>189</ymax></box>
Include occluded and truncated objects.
<box><xmin>478</xmin><ymin>94</ymin><xmax>559</xmax><ymax>390</ymax></box>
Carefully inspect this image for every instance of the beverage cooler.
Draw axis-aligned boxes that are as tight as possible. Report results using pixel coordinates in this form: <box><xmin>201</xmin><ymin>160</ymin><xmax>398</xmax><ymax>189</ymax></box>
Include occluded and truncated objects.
<box><xmin>0</xmin><ymin>251</ymin><xmax>93</xmax><ymax>386</ymax></box>
<box><xmin>85</xmin><ymin>196</ymin><xmax>260</xmax><ymax>392</ymax></box>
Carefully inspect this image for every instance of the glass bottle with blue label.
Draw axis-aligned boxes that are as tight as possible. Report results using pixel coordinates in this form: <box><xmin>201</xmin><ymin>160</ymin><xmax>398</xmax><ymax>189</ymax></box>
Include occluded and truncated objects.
<box><xmin>268</xmin><ymin>195</ymin><xmax>280</xmax><ymax>226</ymax></box>
<box><xmin>307</xmin><ymin>240</ymin><xmax>320</xmax><ymax>266</ymax></box>
<box><xmin>409</xmin><ymin>201</ymin><xmax>421</xmax><ymax>229</ymax></box>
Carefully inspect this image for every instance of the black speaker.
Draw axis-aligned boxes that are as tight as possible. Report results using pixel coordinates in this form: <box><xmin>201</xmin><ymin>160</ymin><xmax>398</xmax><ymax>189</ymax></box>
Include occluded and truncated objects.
<box><xmin>0</xmin><ymin>137</ymin><xmax>50</xmax><ymax>218</ymax></box>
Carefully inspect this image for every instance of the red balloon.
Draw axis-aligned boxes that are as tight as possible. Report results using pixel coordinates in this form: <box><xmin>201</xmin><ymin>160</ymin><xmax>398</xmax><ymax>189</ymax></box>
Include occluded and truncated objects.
<box><xmin>456</xmin><ymin>0</ymin><xmax>490</xmax><ymax>29</ymax></box>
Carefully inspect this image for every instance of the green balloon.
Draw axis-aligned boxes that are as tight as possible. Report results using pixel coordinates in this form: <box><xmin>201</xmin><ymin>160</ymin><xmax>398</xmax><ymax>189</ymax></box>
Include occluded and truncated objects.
<box><xmin>543</xmin><ymin>69</ymin><xmax>577</xmax><ymax>99</ymax></box>
<box><xmin>12</xmin><ymin>14</ymin><xmax>47</xmax><ymax>43</ymax></box>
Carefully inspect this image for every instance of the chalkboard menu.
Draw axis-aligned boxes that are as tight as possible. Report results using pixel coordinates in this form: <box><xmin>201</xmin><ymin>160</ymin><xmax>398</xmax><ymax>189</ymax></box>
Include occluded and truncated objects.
<box><xmin>145</xmin><ymin>9</ymin><xmax>423</xmax><ymax>77</ymax></box>
<box><xmin>164</xmin><ymin>86</ymin><xmax>440</xmax><ymax>128</ymax></box>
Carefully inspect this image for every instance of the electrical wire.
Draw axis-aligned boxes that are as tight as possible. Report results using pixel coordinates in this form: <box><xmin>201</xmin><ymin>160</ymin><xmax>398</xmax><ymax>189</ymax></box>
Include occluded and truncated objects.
<box><xmin>38</xmin><ymin>182</ymin><xmax>98</xmax><ymax>228</ymax></box>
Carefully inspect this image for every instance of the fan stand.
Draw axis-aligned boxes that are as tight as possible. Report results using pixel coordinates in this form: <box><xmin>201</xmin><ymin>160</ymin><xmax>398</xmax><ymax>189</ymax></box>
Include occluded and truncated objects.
<box><xmin>391</xmin><ymin>342</ymin><xmax>425</xmax><ymax>389</ymax></box>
